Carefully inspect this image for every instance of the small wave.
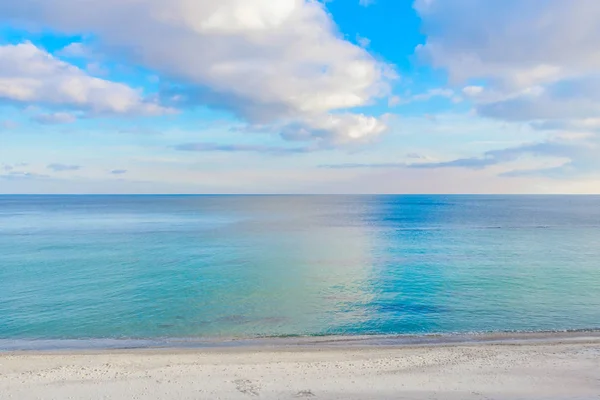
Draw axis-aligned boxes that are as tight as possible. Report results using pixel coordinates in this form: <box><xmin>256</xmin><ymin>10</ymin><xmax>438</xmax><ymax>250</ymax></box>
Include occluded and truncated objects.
<box><xmin>3</xmin><ymin>329</ymin><xmax>600</xmax><ymax>352</ymax></box>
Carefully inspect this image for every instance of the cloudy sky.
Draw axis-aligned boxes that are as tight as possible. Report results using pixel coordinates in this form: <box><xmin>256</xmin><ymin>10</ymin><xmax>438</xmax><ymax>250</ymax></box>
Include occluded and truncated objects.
<box><xmin>1</xmin><ymin>0</ymin><xmax>600</xmax><ymax>194</ymax></box>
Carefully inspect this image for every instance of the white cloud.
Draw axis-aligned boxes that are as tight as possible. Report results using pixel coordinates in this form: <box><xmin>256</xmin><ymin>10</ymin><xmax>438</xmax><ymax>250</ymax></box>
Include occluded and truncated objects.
<box><xmin>0</xmin><ymin>0</ymin><xmax>392</xmax><ymax>144</ymax></box>
<box><xmin>280</xmin><ymin>113</ymin><xmax>388</xmax><ymax>144</ymax></box>
<box><xmin>415</xmin><ymin>0</ymin><xmax>600</xmax><ymax>160</ymax></box>
<box><xmin>0</xmin><ymin>42</ymin><xmax>170</xmax><ymax>116</ymax></box>
<box><xmin>415</xmin><ymin>0</ymin><xmax>600</xmax><ymax>89</ymax></box>
<box><xmin>359</xmin><ymin>0</ymin><xmax>375</xmax><ymax>7</ymax></box>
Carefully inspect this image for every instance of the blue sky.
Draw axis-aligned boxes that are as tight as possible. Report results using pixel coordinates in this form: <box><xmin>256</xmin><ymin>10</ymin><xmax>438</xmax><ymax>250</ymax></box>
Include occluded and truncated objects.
<box><xmin>1</xmin><ymin>0</ymin><xmax>600</xmax><ymax>194</ymax></box>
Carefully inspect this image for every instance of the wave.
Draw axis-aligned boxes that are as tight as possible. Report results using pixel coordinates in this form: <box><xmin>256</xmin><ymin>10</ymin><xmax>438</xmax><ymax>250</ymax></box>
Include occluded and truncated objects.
<box><xmin>3</xmin><ymin>328</ymin><xmax>600</xmax><ymax>352</ymax></box>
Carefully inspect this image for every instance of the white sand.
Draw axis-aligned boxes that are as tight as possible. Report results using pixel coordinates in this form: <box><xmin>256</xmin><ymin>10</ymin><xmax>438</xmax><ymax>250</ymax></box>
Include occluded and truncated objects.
<box><xmin>1</xmin><ymin>339</ymin><xmax>599</xmax><ymax>399</ymax></box>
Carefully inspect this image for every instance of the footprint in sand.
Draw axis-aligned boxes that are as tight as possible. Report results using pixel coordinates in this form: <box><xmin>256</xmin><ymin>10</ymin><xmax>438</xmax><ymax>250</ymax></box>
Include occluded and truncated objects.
<box><xmin>295</xmin><ymin>390</ymin><xmax>316</xmax><ymax>397</ymax></box>
<box><xmin>234</xmin><ymin>379</ymin><xmax>260</xmax><ymax>397</ymax></box>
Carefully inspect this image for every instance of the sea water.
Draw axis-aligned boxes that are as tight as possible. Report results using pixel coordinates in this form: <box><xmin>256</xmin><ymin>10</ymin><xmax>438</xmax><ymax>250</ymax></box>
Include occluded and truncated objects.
<box><xmin>1</xmin><ymin>195</ymin><xmax>599</xmax><ymax>346</ymax></box>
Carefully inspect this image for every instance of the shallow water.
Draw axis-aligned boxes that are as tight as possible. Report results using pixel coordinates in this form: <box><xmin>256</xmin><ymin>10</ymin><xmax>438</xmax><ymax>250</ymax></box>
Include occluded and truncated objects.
<box><xmin>1</xmin><ymin>195</ymin><xmax>600</xmax><ymax>344</ymax></box>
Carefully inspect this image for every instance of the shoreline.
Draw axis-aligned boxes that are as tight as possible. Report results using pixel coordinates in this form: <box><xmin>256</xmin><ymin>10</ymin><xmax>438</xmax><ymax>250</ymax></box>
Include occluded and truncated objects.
<box><xmin>2</xmin><ymin>337</ymin><xmax>599</xmax><ymax>399</ymax></box>
<box><xmin>3</xmin><ymin>330</ymin><xmax>600</xmax><ymax>353</ymax></box>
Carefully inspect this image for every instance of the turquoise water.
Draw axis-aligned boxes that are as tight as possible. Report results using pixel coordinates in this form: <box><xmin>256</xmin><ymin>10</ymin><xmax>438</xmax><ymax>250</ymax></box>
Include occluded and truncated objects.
<box><xmin>1</xmin><ymin>195</ymin><xmax>600</xmax><ymax>345</ymax></box>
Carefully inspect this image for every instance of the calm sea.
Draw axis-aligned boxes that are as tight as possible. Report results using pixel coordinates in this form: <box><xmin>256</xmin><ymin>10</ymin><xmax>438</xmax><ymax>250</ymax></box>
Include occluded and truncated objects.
<box><xmin>1</xmin><ymin>195</ymin><xmax>600</xmax><ymax>348</ymax></box>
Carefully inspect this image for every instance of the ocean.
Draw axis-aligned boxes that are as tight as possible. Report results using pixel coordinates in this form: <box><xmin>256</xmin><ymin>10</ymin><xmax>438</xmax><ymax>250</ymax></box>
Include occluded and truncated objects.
<box><xmin>1</xmin><ymin>195</ymin><xmax>600</xmax><ymax>349</ymax></box>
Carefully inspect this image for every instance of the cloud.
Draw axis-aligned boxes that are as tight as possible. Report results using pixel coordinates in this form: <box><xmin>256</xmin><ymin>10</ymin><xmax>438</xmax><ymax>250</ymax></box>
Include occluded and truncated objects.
<box><xmin>412</xmin><ymin>88</ymin><xmax>455</xmax><ymax>102</ymax></box>
<box><xmin>462</xmin><ymin>86</ymin><xmax>484</xmax><ymax>97</ymax></box>
<box><xmin>32</xmin><ymin>112</ymin><xmax>77</xmax><ymax>124</ymax></box>
<box><xmin>406</xmin><ymin>152</ymin><xmax>430</xmax><ymax>160</ymax></box>
<box><xmin>110</xmin><ymin>169</ymin><xmax>127</xmax><ymax>175</ymax></box>
<box><xmin>57</xmin><ymin>42</ymin><xmax>91</xmax><ymax>58</ymax></box>
<box><xmin>531</xmin><ymin>119</ymin><xmax>600</xmax><ymax>133</ymax></box>
<box><xmin>0</xmin><ymin>42</ymin><xmax>171</xmax><ymax>116</ymax></box>
<box><xmin>320</xmin><ymin>162</ymin><xmax>406</xmax><ymax>169</ymax></box>
<box><xmin>359</xmin><ymin>0</ymin><xmax>375</xmax><ymax>6</ymax></box>
<box><xmin>0</xmin><ymin>171</ymin><xmax>49</xmax><ymax>180</ymax></box>
<box><xmin>0</xmin><ymin>0</ymin><xmax>392</xmax><ymax>144</ymax></box>
<box><xmin>389</xmin><ymin>88</ymin><xmax>459</xmax><ymax>106</ymax></box>
<box><xmin>356</xmin><ymin>34</ymin><xmax>371</xmax><ymax>48</ymax></box>
<box><xmin>280</xmin><ymin>113</ymin><xmax>388</xmax><ymax>144</ymax></box>
<box><xmin>415</xmin><ymin>0</ymin><xmax>600</xmax><ymax>88</ymax></box>
<box><xmin>476</xmin><ymin>76</ymin><xmax>600</xmax><ymax>123</ymax></box>
<box><xmin>1</xmin><ymin>163</ymin><xmax>52</xmax><ymax>181</ymax></box>
<box><xmin>47</xmin><ymin>163</ymin><xmax>81</xmax><ymax>172</ymax></box>
<box><xmin>319</xmin><ymin>153</ymin><xmax>431</xmax><ymax>168</ymax></box>
<box><xmin>86</xmin><ymin>62</ymin><xmax>108</xmax><ymax>76</ymax></box>
<box><xmin>321</xmin><ymin>156</ymin><xmax>496</xmax><ymax>170</ymax></box>
<box><xmin>174</xmin><ymin>142</ymin><xmax>312</xmax><ymax>154</ymax></box>
<box><xmin>409</xmin><ymin>139</ymin><xmax>600</xmax><ymax>178</ymax></box>
<box><xmin>2</xmin><ymin>163</ymin><xmax>28</xmax><ymax>171</ymax></box>
<box><xmin>415</xmin><ymin>0</ymin><xmax>600</xmax><ymax>131</ymax></box>
<box><xmin>410</xmin><ymin>156</ymin><xmax>499</xmax><ymax>170</ymax></box>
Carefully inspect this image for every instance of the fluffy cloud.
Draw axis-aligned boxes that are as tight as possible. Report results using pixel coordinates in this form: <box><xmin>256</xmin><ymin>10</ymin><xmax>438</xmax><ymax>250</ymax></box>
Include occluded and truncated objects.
<box><xmin>414</xmin><ymin>0</ymin><xmax>600</xmax><ymax>177</ymax></box>
<box><xmin>415</xmin><ymin>0</ymin><xmax>600</xmax><ymax>126</ymax></box>
<box><xmin>415</xmin><ymin>0</ymin><xmax>600</xmax><ymax>89</ymax></box>
<box><xmin>0</xmin><ymin>0</ymin><xmax>391</xmax><ymax>143</ymax></box>
<box><xmin>0</xmin><ymin>42</ymin><xmax>169</xmax><ymax>116</ymax></box>
<box><xmin>280</xmin><ymin>113</ymin><xmax>388</xmax><ymax>144</ymax></box>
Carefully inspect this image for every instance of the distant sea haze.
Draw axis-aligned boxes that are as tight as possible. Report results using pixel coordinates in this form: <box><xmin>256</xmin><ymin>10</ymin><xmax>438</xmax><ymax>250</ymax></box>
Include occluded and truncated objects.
<box><xmin>1</xmin><ymin>195</ymin><xmax>600</xmax><ymax>348</ymax></box>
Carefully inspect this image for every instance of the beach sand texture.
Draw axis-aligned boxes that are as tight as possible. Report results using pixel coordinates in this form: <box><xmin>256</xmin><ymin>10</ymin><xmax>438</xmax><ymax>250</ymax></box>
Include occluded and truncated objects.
<box><xmin>1</xmin><ymin>340</ymin><xmax>599</xmax><ymax>399</ymax></box>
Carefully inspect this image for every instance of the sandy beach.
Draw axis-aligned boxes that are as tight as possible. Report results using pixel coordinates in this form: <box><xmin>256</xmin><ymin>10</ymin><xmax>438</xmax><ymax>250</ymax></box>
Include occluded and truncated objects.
<box><xmin>1</xmin><ymin>337</ymin><xmax>599</xmax><ymax>400</ymax></box>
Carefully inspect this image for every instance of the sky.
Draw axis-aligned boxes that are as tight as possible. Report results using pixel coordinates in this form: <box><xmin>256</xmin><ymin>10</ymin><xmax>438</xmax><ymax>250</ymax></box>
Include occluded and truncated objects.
<box><xmin>1</xmin><ymin>0</ymin><xmax>600</xmax><ymax>194</ymax></box>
